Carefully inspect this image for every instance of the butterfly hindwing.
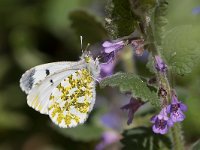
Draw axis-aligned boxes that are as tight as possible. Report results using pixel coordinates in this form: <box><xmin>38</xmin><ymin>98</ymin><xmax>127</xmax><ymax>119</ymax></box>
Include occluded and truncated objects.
<box><xmin>48</xmin><ymin>68</ymin><xmax>96</xmax><ymax>128</ymax></box>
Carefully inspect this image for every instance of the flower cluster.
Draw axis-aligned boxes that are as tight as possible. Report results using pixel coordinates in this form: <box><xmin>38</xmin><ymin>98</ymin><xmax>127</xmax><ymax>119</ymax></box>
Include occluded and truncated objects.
<box><xmin>151</xmin><ymin>92</ymin><xmax>187</xmax><ymax>134</ymax></box>
<box><xmin>100</xmin><ymin>39</ymin><xmax>187</xmax><ymax>135</ymax></box>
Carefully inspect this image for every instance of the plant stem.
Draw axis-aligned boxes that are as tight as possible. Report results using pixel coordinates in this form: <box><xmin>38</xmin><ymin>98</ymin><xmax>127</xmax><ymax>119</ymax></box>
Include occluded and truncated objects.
<box><xmin>146</xmin><ymin>1</ymin><xmax>186</xmax><ymax>149</ymax></box>
<box><xmin>170</xmin><ymin>123</ymin><xmax>185</xmax><ymax>150</ymax></box>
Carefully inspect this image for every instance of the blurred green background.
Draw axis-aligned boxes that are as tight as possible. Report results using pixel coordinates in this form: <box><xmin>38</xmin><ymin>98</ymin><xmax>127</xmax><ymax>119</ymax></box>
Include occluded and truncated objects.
<box><xmin>0</xmin><ymin>0</ymin><xmax>200</xmax><ymax>150</ymax></box>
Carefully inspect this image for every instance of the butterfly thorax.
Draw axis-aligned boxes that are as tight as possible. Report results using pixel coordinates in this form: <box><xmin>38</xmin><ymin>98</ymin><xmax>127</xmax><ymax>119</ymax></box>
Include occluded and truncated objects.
<box><xmin>81</xmin><ymin>54</ymin><xmax>100</xmax><ymax>79</ymax></box>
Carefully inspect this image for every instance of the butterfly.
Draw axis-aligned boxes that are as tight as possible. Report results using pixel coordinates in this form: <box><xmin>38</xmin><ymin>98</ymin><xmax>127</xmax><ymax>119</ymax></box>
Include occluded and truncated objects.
<box><xmin>20</xmin><ymin>52</ymin><xmax>100</xmax><ymax>128</ymax></box>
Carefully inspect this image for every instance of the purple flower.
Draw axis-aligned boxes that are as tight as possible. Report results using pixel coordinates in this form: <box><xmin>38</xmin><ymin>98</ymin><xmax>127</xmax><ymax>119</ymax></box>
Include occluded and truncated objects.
<box><xmin>151</xmin><ymin>108</ymin><xmax>173</xmax><ymax>134</ymax></box>
<box><xmin>95</xmin><ymin>131</ymin><xmax>121</xmax><ymax>150</ymax></box>
<box><xmin>100</xmin><ymin>60</ymin><xmax>116</xmax><ymax>78</ymax></box>
<box><xmin>155</xmin><ymin>55</ymin><xmax>167</xmax><ymax>72</ymax></box>
<box><xmin>102</xmin><ymin>40</ymin><xmax>125</xmax><ymax>53</ymax></box>
<box><xmin>121</xmin><ymin>98</ymin><xmax>145</xmax><ymax>125</ymax></box>
<box><xmin>167</xmin><ymin>93</ymin><xmax>187</xmax><ymax>123</ymax></box>
<box><xmin>192</xmin><ymin>6</ymin><xmax>200</xmax><ymax>14</ymax></box>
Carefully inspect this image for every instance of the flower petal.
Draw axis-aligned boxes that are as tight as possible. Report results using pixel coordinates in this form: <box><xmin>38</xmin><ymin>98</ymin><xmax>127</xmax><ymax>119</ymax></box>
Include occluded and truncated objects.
<box><xmin>100</xmin><ymin>61</ymin><xmax>116</xmax><ymax>78</ymax></box>
<box><xmin>104</xmin><ymin>47</ymin><xmax>119</xmax><ymax>53</ymax></box>
<box><xmin>167</xmin><ymin>119</ymin><xmax>174</xmax><ymax>127</ymax></box>
<box><xmin>152</xmin><ymin>125</ymin><xmax>160</xmax><ymax>133</ymax></box>
<box><xmin>160</xmin><ymin>126</ymin><xmax>168</xmax><ymax>134</ymax></box>
<box><xmin>102</xmin><ymin>41</ymin><xmax>113</xmax><ymax>47</ymax></box>
<box><xmin>171</xmin><ymin>94</ymin><xmax>179</xmax><ymax>104</ymax></box>
<box><xmin>150</xmin><ymin>115</ymin><xmax>157</xmax><ymax>123</ymax></box>
<box><xmin>166</xmin><ymin>105</ymin><xmax>171</xmax><ymax>113</ymax></box>
<box><xmin>127</xmin><ymin>110</ymin><xmax>134</xmax><ymax>125</ymax></box>
<box><xmin>103</xmin><ymin>41</ymin><xmax>124</xmax><ymax>53</ymax></box>
<box><xmin>180</xmin><ymin>103</ymin><xmax>187</xmax><ymax>112</ymax></box>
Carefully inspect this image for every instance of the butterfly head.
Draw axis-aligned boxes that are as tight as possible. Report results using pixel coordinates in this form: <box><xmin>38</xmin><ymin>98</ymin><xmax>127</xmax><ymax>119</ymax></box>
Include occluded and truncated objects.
<box><xmin>81</xmin><ymin>52</ymin><xmax>100</xmax><ymax>79</ymax></box>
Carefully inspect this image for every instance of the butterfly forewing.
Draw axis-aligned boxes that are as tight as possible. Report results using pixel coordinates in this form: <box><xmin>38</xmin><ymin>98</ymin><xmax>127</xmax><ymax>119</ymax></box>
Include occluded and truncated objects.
<box><xmin>20</xmin><ymin>61</ymin><xmax>85</xmax><ymax>94</ymax></box>
<box><xmin>48</xmin><ymin>68</ymin><xmax>96</xmax><ymax>128</ymax></box>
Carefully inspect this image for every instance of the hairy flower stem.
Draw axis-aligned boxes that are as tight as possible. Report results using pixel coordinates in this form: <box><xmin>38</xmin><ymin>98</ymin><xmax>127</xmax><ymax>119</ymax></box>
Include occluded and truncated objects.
<box><xmin>145</xmin><ymin>0</ymin><xmax>185</xmax><ymax>148</ymax></box>
<box><xmin>170</xmin><ymin>123</ymin><xmax>185</xmax><ymax>150</ymax></box>
<box><xmin>146</xmin><ymin>25</ymin><xmax>171</xmax><ymax>106</ymax></box>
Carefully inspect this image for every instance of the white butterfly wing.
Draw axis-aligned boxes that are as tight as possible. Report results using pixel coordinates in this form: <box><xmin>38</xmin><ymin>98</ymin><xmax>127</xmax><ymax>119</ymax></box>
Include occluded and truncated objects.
<box><xmin>27</xmin><ymin>70</ymin><xmax>77</xmax><ymax>114</ymax></box>
<box><xmin>20</xmin><ymin>61</ymin><xmax>85</xmax><ymax>94</ymax></box>
<box><xmin>48</xmin><ymin>68</ymin><xmax>96</xmax><ymax>128</ymax></box>
<box><xmin>20</xmin><ymin>61</ymin><xmax>86</xmax><ymax>114</ymax></box>
<box><xmin>20</xmin><ymin>54</ymin><xmax>99</xmax><ymax>128</ymax></box>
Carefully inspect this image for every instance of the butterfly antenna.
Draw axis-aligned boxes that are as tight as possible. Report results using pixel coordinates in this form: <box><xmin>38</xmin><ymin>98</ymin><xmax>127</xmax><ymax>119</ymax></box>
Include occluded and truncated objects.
<box><xmin>80</xmin><ymin>36</ymin><xmax>83</xmax><ymax>53</ymax></box>
<box><xmin>85</xmin><ymin>43</ymin><xmax>90</xmax><ymax>51</ymax></box>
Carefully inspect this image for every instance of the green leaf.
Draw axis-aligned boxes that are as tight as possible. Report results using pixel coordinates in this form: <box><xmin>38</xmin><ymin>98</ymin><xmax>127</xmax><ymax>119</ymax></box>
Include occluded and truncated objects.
<box><xmin>162</xmin><ymin>25</ymin><xmax>200</xmax><ymax>75</ymax></box>
<box><xmin>190</xmin><ymin>139</ymin><xmax>200</xmax><ymax>150</ymax></box>
<box><xmin>121</xmin><ymin>126</ymin><xmax>171</xmax><ymax>150</ymax></box>
<box><xmin>54</xmin><ymin>124</ymin><xmax>103</xmax><ymax>142</ymax></box>
<box><xmin>100</xmin><ymin>73</ymin><xmax>159</xmax><ymax>107</ymax></box>
<box><xmin>105</xmin><ymin>0</ymin><xmax>137</xmax><ymax>38</ymax></box>
<box><xmin>69</xmin><ymin>10</ymin><xmax>108</xmax><ymax>44</ymax></box>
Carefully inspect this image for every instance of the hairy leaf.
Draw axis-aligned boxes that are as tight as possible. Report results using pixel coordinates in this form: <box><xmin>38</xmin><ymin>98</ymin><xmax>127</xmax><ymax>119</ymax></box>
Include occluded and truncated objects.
<box><xmin>105</xmin><ymin>0</ymin><xmax>137</xmax><ymax>38</ymax></box>
<box><xmin>162</xmin><ymin>25</ymin><xmax>200</xmax><ymax>75</ymax></box>
<box><xmin>100</xmin><ymin>73</ymin><xmax>159</xmax><ymax>107</ymax></box>
<box><xmin>121</xmin><ymin>126</ymin><xmax>171</xmax><ymax>150</ymax></box>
